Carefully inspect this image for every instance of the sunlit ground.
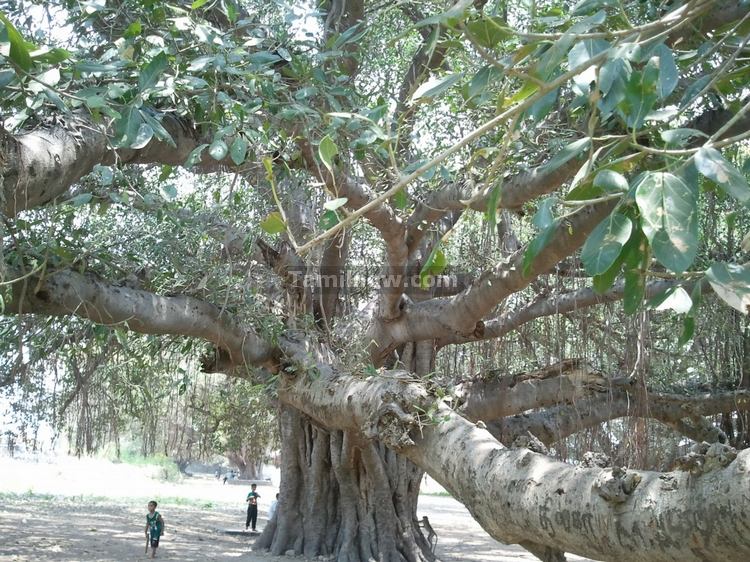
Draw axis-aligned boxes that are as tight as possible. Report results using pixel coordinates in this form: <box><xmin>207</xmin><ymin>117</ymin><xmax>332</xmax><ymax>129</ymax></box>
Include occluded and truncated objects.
<box><xmin>0</xmin><ymin>454</ymin><xmax>595</xmax><ymax>561</ymax></box>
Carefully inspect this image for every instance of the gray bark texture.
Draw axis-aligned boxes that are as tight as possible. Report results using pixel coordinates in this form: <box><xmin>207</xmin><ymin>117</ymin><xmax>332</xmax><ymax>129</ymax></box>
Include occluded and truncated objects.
<box><xmin>278</xmin><ymin>349</ymin><xmax>750</xmax><ymax>562</ymax></box>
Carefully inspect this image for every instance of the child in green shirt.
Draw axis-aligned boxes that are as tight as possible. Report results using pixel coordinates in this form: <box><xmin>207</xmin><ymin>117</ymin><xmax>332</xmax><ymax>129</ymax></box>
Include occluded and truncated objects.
<box><xmin>145</xmin><ymin>501</ymin><xmax>165</xmax><ymax>559</ymax></box>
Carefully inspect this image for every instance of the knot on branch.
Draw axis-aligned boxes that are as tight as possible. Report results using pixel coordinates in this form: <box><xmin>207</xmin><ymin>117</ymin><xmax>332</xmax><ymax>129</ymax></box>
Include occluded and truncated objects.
<box><xmin>581</xmin><ymin>452</ymin><xmax>611</xmax><ymax>468</ymax></box>
<box><xmin>200</xmin><ymin>347</ymin><xmax>234</xmax><ymax>373</ymax></box>
<box><xmin>364</xmin><ymin>395</ymin><xmax>418</xmax><ymax>450</ymax></box>
<box><xmin>594</xmin><ymin>466</ymin><xmax>642</xmax><ymax>504</ymax></box>
<box><xmin>511</xmin><ymin>432</ymin><xmax>548</xmax><ymax>455</ymax></box>
<box><xmin>674</xmin><ymin>442</ymin><xmax>737</xmax><ymax>474</ymax></box>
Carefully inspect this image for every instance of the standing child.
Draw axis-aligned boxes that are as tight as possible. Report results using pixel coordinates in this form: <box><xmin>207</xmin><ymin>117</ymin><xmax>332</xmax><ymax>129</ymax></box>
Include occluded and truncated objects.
<box><xmin>245</xmin><ymin>484</ymin><xmax>261</xmax><ymax>532</ymax></box>
<box><xmin>145</xmin><ymin>500</ymin><xmax>165</xmax><ymax>559</ymax></box>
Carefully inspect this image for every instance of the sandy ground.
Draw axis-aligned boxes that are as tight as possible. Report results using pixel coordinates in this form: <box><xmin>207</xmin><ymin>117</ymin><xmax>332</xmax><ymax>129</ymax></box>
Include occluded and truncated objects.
<box><xmin>0</xmin><ymin>455</ymin><xmax>595</xmax><ymax>562</ymax></box>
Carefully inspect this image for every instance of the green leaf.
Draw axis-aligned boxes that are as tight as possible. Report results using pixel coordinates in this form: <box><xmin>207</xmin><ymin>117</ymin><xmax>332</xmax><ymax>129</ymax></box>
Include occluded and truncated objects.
<box><xmin>504</xmin><ymin>80</ymin><xmax>538</xmax><ymax>107</ymax></box>
<box><xmin>419</xmin><ymin>247</ymin><xmax>448</xmax><ymax>288</ymax></box>
<box><xmin>653</xmin><ymin>44</ymin><xmax>678</xmax><ymax>99</ymax></box>
<box><xmin>141</xmin><ymin>111</ymin><xmax>176</xmax><ymax>147</ymax></box>
<box><xmin>536</xmin><ymin>33</ymin><xmax>575</xmax><ymax>81</ymax></box>
<box><xmin>706</xmin><ymin>262</ymin><xmax>750</xmax><ymax>314</ymax></box>
<box><xmin>485</xmin><ymin>182</ymin><xmax>502</xmax><ymax>229</ymax></box>
<box><xmin>598</xmin><ymin>58</ymin><xmax>630</xmax><ymax>117</ymax></box>
<box><xmin>695</xmin><ymin>147</ymin><xmax>750</xmax><ymax>207</ymax></box>
<box><xmin>581</xmin><ymin>213</ymin><xmax>633</xmax><ymax>275</ymax></box>
<box><xmin>678</xmin><ymin>316</ymin><xmax>695</xmax><ymax>345</ymax></box>
<box><xmin>523</xmin><ymin>221</ymin><xmax>560</xmax><ymax>276</ymax></box>
<box><xmin>139</xmin><ymin>52</ymin><xmax>169</xmax><ymax>92</ymax></box>
<box><xmin>262</xmin><ymin>156</ymin><xmax>273</xmax><ymax>180</ymax></box>
<box><xmin>465</xmin><ymin>16</ymin><xmax>512</xmax><ymax>48</ymax></box>
<box><xmin>113</xmin><ymin>106</ymin><xmax>143</xmax><ymax>148</ymax></box>
<box><xmin>185</xmin><ymin>143</ymin><xmax>208</xmax><ymax>167</ymax></box>
<box><xmin>332</xmin><ymin>22</ymin><xmax>367</xmax><ymax>49</ymax></box>
<box><xmin>76</xmin><ymin>61</ymin><xmax>120</xmax><ymax>74</ymax></box>
<box><xmin>160</xmin><ymin>184</ymin><xmax>177</xmax><ymax>200</ymax></box>
<box><xmin>635</xmin><ymin>172</ymin><xmax>698</xmax><ymax>273</ymax></box>
<box><xmin>651</xmin><ymin>287</ymin><xmax>692</xmax><ymax>313</ymax></box>
<box><xmin>158</xmin><ymin>165</ymin><xmax>173</xmax><ymax>182</ymax></box>
<box><xmin>661</xmin><ymin>128</ymin><xmax>707</xmax><ymax>147</ymax></box>
<box><xmin>248</xmin><ymin>51</ymin><xmax>282</xmax><ymax>65</ymax></box>
<box><xmin>414</xmin><ymin>0</ymin><xmax>473</xmax><ymax>28</ymax></box>
<box><xmin>83</xmin><ymin>94</ymin><xmax>107</xmax><ymax>109</ymax></box>
<box><xmin>260</xmin><ymin>212</ymin><xmax>286</xmax><ymax>235</ymax></box>
<box><xmin>622</xmin><ymin>237</ymin><xmax>648</xmax><ymax>314</ymax></box>
<box><xmin>593</xmin><ymin>169</ymin><xmax>628</xmax><ymax>193</ymax></box>
<box><xmin>532</xmin><ymin>197</ymin><xmax>558</xmax><ymax>230</ymax></box>
<box><xmin>572</xmin><ymin>0</ymin><xmax>618</xmax><ymax>16</ymax></box>
<box><xmin>324</xmin><ymin>197</ymin><xmax>348</xmax><ymax>211</ymax></box>
<box><xmin>0</xmin><ymin>12</ymin><xmax>32</xmax><ymax>71</ymax></box>
<box><xmin>27</xmin><ymin>67</ymin><xmax>60</xmax><ymax>93</ymax></box>
<box><xmin>319</xmin><ymin>210</ymin><xmax>340</xmax><ymax>230</ymax></box>
<box><xmin>209</xmin><ymin>139</ymin><xmax>228</xmax><ymax>161</ymax></box>
<box><xmin>131</xmin><ymin>123</ymin><xmax>154</xmax><ymax>149</ymax></box>
<box><xmin>124</xmin><ymin>21</ymin><xmax>142</xmax><ymax>37</ymax></box>
<box><xmin>392</xmin><ymin>189</ymin><xmax>409</xmax><ymax>210</ymax></box>
<box><xmin>678</xmin><ymin>283</ymin><xmax>702</xmax><ymax>345</ymax></box>
<box><xmin>319</xmin><ymin>135</ymin><xmax>339</xmax><ymax>171</ymax></box>
<box><xmin>191</xmin><ymin>0</ymin><xmax>210</xmax><ymax>8</ymax></box>
<box><xmin>68</xmin><ymin>193</ymin><xmax>93</xmax><ymax>207</ymax></box>
<box><xmin>230</xmin><ymin>136</ymin><xmax>249</xmax><ymax>166</ymax></box>
<box><xmin>30</xmin><ymin>46</ymin><xmax>70</xmax><ymax>64</ymax></box>
<box><xmin>467</xmin><ymin>65</ymin><xmax>501</xmax><ymax>100</ymax></box>
<box><xmin>541</xmin><ymin>137</ymin><xmax>591</xmax><ymax>173</ymax></box>
<box><xmin>621</xmin><ymin>60</ymin><xmax>659</xmax><ymax>129</ymax></box>
<box><xmin>568</xmin><ymin>39</ymin><xmax>609</xmax><ymax>95</ymax></box>
<box><xmin>0</xmin><ymin>69</ymin><xmax>15</xmax><ymax>87</ymax></box>
<box><xmin>592</xmin><ymin>251</ymin><xmax>624</xmax><ymax>294</ymax></box>
<box><xmin>411</xmin><ymin>73</ymin><xmax>463</xmax><ymax>103</ymax></box>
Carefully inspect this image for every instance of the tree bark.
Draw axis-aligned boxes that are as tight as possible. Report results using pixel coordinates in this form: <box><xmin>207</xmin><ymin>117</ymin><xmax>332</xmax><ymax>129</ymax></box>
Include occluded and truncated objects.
<box><xmin>256</xmin><ymin>406</ymin><xmax>434</xmax><ymax>562</ymax></box>
<box><xmin>278</xmin><ymin>348</ymin><xmax>750</xmax><ymax>562</ymax></box>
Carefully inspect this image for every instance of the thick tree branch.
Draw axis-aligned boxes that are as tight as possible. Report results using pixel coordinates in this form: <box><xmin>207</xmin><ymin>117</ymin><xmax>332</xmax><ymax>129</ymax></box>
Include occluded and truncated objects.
<box><xmin>0</xmin><ymin>113</ymin><xmax>261</xmax><ymax>217</ymax></box>
<box><xmin>370</xmin><ymin>200</ymin><xmax>617</xmax><ymax>364</ymax></box>
<box><xmin>439</xmin><ymin>279</ymin><xmax>681</xmax><ymax>347</ymax></box>
<box><xmin>491</xmin><ymin>388</ymin><xmax>750</xmax><ymax>445</ymax></box>
<box><xmin>455</xmin><ymin>360</ymin><xmax>628</xmax><ymax>421</ymax></box>
<box><xmin>277</xmin><ymin>343</ymin><xmax>750</xmax><ymax>561</ymax></box>
<box><xmin>3</xmin><ymin>269</ymin><xmax>278</xmax><ymax>370</ymax></box>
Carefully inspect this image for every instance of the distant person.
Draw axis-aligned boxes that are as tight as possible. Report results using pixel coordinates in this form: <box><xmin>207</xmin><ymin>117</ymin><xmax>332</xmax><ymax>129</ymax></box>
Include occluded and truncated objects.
<box><xmin>144</xmin><ymin>500</ymin><xmax>165</xmax><ymax>559</ymax></box>
<box><xmin>268</xmin><ymin>493</ymin><xmax>279</xmax><ymax>522</ymax></box>
<box><xmin>245</xmin><ymin>484</ymin><xmax>261</xmax><ymax>531</ymax></box>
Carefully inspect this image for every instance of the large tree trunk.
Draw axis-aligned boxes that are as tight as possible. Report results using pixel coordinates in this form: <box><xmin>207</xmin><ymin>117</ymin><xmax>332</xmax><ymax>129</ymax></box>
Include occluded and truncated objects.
<box><xmin>226</xmin><ymin>450</ymin><xmax>264</xmax><ymax>480</ymax></box>
<box><xmin>257</xmin><ymin>406</ymin><xmax>434</xmax><ymax>562</ymax></box>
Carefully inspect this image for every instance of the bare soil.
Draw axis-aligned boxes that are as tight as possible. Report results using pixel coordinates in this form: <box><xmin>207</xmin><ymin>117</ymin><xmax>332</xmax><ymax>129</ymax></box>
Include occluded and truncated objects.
<box><xmin>0</xmin><ymin>456</ymin><xmax>595</xmax><ymax>562</ymax></box>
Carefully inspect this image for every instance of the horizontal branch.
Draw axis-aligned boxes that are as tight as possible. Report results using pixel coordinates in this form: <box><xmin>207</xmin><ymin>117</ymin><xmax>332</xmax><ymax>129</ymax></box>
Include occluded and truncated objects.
<box><xmin>0</xmin><ymin>112</ymin><xmax>260</xmax><ymax>217</ymax></box>
<box><xmin>455</xmin><ymin>360</ymin><xmax>627</xmax><ymax>421</ymax></box>
<box><xmin>439</xmin><ymin>279</ymin><xmax>680</xmax><ymax>347</ymax></box>
<box><xmin>4</xmin><ymin>268</ymin><xmax>278</xmax><ymax>370</ymax></box>
<box><xmin>492</xmin><ymin>387</ymin><xmax>750</xmax><ymax>445</ymax></box>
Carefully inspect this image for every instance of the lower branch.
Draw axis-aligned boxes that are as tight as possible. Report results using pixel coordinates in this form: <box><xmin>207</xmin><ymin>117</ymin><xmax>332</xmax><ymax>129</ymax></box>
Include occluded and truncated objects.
<box><xmin>4</xmin><ymin>268</ymin><xmax>277</xmax><ymax>370</ymax></box>
<box><xmin>491</xmin><ymin>389</ymin><xmax>750</xmax><ymax>445</ymax></box>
